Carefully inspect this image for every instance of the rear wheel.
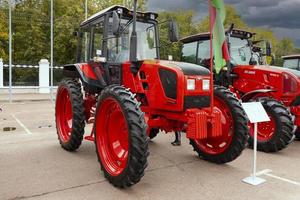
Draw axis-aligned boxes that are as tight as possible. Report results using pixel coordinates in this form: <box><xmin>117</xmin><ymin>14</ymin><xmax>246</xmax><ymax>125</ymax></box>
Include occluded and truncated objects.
<box><xmin>248</xmin><ymin>98</ymin><xmax>294</xmax><ymax>152</ymax></box>
<box><xmin>190</xmin><ymin>86</ymin><xmax>248</xmax><ymax>164</ymax></box>
<box><xmin>55</xmin><ymin>79</ymin><xmax>85</xmax><ymax>151</ymax></box>
<box><xmin>94</xmin><ymin>85</ymin><xmax>149</xmax><ymax>188</ymax></box>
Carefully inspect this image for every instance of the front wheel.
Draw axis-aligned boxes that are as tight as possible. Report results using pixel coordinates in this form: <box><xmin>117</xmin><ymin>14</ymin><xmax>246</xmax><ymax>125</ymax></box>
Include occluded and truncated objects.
<box><xmin>248</xmin><ymin>98</ymin><xmax>294</xmax><ymax>152</ymax></box>
<box><xmin>55</xmin><ymin>79</ymin><xmax>85</xmax><ymax>151</ymax></box>
<box><xmin>190</xmin><ymin>86</ymin><xmax>248</xmax><ymax>164</ymax></box>
<box><xmin>94</xmin><ymin>85</ymin><xmax>149</xmax><ymax>188</ymax></box>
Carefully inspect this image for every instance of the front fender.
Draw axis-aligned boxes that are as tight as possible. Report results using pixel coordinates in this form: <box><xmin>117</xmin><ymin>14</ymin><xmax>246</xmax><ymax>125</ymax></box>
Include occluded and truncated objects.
<box><xmin>63</xmin><ymin>63</ymin><xmax>105</xmax><ymax>92</ymax></box>
<box><xmin>63</xmin><ymin>64</ymin><xmax>80</xmax><ymax>78</ymax></box>
<box><xmin>241</xmin><ymin>89</ymin><xmax>276</xmax><ymax>102</ymax></box>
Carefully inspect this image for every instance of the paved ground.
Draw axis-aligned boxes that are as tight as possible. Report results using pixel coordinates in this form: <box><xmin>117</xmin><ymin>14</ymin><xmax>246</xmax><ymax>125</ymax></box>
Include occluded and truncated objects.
<box><xmin>0</xmin><ymin>99</ymin><xmax>300</xmax><ymax>200</ymax></box>
<box><xmin>0</xmin><ymin>93</ymin><xmax>54</xmax><ymax>102</ymax></box>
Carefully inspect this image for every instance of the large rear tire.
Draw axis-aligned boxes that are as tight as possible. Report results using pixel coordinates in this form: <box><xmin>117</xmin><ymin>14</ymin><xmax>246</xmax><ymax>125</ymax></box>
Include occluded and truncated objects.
<box><xmin>55</xmin><ymin>79</ymin><xmax>85</xmax><ymax>151</ymax></box>
<box><xmin>94</xmin><ymin>85</ymin><xmax>149</xmax><ymax>188</ymax></box>
<box><xmin>248</xmin><ymin>98</ymin><xmax>294</xmax><ymax>152</ymax></box>
<box><xmin>189</xmin><ymin>86</ymin><xmax>248</xmax><ymax>164</ymax></box>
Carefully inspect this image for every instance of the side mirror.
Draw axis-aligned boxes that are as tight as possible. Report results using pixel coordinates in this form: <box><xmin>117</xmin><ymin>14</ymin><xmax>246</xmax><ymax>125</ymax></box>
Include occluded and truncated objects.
<box><xmin>265</xmin><ymin>41</ymin><xmax>272</xmax><ymax>57</ymax></box>
<box><xmin>112</xmin><ymin>11</ymin><xmax>120</xmax><ymax>35</ymax></box>
<box><xmin>168</xmin><ymin>20</ymin><xmax>179</xmax><ymax>42</ymax></box>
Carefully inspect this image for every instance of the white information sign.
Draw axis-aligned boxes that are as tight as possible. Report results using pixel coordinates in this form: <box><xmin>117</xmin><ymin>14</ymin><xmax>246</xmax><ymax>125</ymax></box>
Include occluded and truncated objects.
<box><xmin>242</xmin><ymin>102</ymin><xmax>270</xmax><ymax>186</ymax></box>
<box><xmin>242</xmin><ymin>102</ymin><xmax>270</xmax><ymax>123</ymax></box>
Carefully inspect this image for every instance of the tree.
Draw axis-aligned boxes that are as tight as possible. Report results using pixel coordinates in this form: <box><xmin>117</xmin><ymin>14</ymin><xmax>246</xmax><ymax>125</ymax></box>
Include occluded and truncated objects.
<box><xmin>0</xmin><ymin>3</ymin><xmax>8</xmax><ymax>62</ymax></box>
<box><xmin>158</xmin><ymin>10</ymin><xmax>198</xmax><ymax>60</ymax></box>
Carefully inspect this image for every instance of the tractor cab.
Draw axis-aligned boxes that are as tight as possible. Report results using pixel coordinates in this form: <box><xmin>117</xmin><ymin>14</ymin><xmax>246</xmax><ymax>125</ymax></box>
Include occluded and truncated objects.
<box><xmin>282</xmin><ymin>55</ymin><xmax>300</xmax><ymax>71</ymax></box>
<box><xmin>78</xmin><ymin>5</ymin><xmax>160</xmax><ymax>64</ymax></box>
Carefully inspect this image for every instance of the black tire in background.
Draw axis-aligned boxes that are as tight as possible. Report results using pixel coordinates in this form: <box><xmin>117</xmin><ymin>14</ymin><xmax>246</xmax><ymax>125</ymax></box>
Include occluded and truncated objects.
<box><xmin>149</xmin><ymin>128</ymin><xmax>160</xmax><ymax>139</ymax></box>
<box><xmin>248</xmin><ymin>98</ymin><xmax>294</xmax><ymax>152</ymax></box>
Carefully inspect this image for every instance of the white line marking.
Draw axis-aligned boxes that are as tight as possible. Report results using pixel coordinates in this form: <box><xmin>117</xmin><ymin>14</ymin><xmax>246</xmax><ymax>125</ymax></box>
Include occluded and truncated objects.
<box><xmin>265</xmin><ymin>173</ymin><xmax>300</xmax><ymax>186</ymax></box>
<box><xmin>11</xmin><ymin>114</ymin><xmax>32</xmax><ymax>134</ymax></box>
<box><xmin>251</xmin><ymin>169</ymin><xmax>300</xmax><ymax>186</ymax></box>
<box><xmin>253</xmin><ymin>169</ymin><xmax>273</xmax><ymax>176</ymax></box>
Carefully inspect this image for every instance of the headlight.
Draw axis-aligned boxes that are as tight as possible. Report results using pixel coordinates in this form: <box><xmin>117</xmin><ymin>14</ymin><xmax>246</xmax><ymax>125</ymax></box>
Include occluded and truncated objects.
<box><xmin>187</xmin><ymin>79</ymin><xmax>196</xmax><ymax>90</ymax></box>
<box><xmin>202</xmin><ymin>79</ymin><xmax>210</xmax><ymax>91</ymax></box>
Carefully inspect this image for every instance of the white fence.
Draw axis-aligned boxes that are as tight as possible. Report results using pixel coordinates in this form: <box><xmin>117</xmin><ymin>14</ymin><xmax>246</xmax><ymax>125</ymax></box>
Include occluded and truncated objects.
<box><xmin>0</xmin><ymin>58</ymin><xmax>63</xmax><ymax>94</ymax></box>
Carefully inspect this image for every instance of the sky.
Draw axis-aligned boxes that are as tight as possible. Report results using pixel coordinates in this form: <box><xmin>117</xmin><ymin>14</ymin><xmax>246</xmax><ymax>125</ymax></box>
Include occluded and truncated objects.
<box><xmin>147</xmin><ymin>0</ymin><xmax>300</xmax><ymax>47</ymax></box>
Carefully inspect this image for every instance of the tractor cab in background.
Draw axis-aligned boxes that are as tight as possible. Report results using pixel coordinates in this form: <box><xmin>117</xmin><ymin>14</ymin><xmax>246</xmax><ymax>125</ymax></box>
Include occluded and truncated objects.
<box><xmin>283</xmin><ymin>55</ymin><xmax>300</xmax><ymax>71</ymax></box>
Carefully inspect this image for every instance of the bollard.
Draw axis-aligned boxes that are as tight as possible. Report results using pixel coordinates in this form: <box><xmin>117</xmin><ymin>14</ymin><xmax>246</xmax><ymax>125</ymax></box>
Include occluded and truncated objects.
<box><xmin>0</xmin><ymin>58</ymin><xmax>3</xmax><ymax>87</ymax></box>
<box><xmin>39</xmin><ymin>59</ymin><xmax>50</xmax><ymax>93</ymax></box>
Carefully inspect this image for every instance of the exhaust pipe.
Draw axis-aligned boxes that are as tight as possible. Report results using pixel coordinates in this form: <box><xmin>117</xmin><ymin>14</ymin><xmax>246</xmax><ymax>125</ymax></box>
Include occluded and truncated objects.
<box><xmin>129</xmin><ymin>0</ymin><xmax>138</xmax><ymax>63</ymax></box>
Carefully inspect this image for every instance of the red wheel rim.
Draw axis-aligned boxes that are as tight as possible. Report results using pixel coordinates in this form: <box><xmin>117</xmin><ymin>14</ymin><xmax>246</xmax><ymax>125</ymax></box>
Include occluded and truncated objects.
<box><xmin>95</xmin><ymin>98</ymin><xmax>129</xmax><ymax>176</ymax></box>
<box><xmin>193</xmin><ymin>97</ymin><xmax>234</xmax><ymax>155</ymax></box>
<box><xmin>55</xmin><ymin>87</ymin><xmax>73</xmax><ymax>143</ymax></box>
<box><xmin>249</xmin><ymin>113</ymin><xmax>275</xmax><ymax>142</ymax></box>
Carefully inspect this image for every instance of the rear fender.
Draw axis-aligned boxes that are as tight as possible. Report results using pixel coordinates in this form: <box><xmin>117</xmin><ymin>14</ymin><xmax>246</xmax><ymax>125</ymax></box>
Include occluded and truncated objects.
<box><xmin>241</xmin><ymin>89</ymin><xmax>276</xmax><ymax>102</ymax></box>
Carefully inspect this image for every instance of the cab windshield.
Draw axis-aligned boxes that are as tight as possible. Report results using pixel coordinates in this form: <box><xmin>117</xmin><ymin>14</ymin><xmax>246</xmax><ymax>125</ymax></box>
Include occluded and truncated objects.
<box><xmin>230</xmin><ymin>37</ymin><xmax>252</xmax><ymax>65</ymax></box>
<box><xmin>283</xmin><ymin>59</ymin><xmax>299</xmax><ymax>70</ymax></box>
<box><xmin>181</xmin><ymin>37</ymin><xmax>253</xmax><ymax>68</ymax></box>
<box><xmin>107</xmin><ymin>18</ymin><xmax>158</xmax><ymax>63</ymax></box>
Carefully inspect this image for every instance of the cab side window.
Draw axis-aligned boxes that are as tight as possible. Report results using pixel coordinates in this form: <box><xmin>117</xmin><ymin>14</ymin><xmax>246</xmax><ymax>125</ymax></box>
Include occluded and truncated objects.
<box><xmin>182</xmin><ymin>42</ymin><xmax>197</xmax><ymax>64</ymax></box>
<box><xmin>91</xmin><ymin>22</ymin><xmax>104</xmax><ymax>59</ymax></box>
<box><xmin>197</xmin><ymin>40</ymin><xmax>210</xmax><ymax>67</ymax></box>
<box><xmin>80</xmin><ymin>27</ymin><xmax>91</xmax><ymax>63</ymax></box>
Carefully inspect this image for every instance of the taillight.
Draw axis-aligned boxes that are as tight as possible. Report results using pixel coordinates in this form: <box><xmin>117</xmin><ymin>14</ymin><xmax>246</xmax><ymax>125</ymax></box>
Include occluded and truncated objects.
<box><xmin>283</xmin><ymin>73</ymin><xmax>298</xmax><ymax>93</ymax></box>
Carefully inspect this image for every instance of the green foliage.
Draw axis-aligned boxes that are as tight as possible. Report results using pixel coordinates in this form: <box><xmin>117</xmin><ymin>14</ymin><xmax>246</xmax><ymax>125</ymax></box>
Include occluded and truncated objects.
<box><xmin>0</xmin><ymin>4</ymin><xmax>8</xmax><ymax>61</ymax></box>
<box><xmin>158</xmin><ymin>10</ymin><xmax>198</xmax><ymax>60</ymax></box>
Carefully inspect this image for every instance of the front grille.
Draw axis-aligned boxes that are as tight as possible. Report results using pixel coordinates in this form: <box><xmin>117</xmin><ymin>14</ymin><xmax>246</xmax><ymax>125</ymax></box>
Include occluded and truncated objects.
<box><xmin>184</xmin><ymin>96</ymin><xmax>210</xmax><ymax>109</ymax></box>
<box><xmin>159</xmin><ymin>68</ymin><xmax>177</xmax><ymax>99</ymax></box>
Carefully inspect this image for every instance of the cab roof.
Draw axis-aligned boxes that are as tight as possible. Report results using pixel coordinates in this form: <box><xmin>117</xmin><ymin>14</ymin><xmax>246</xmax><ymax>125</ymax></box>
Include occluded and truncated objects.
<box><xmin>180</xmin><ymin>29</ymin><xmax>255</xmax><ymax>44</ymax></box>
<box><xmin>282</xmin><ymin>54</ymin><xmax>300</xmax><ymax>59</ymax></box>
<box><xmin>81</xmin><ymin>5</ymin><xmax>158</xmax><ymax>27</ymax></box>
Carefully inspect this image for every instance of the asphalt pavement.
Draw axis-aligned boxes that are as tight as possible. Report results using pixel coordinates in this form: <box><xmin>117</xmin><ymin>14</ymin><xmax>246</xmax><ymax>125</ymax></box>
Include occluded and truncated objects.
<box><xmin>0</xmin><ymin>99</ymin><xmax>299</xmax><ymax>200</ymax></box>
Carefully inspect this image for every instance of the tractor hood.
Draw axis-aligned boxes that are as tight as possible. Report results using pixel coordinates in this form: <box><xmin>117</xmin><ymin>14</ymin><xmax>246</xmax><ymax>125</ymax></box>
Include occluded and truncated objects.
<box><xmin>238</xmin><ymin>65</ymin><xmax>300</xmax><ymax>79</ymax></box>
<box><xmin>158</xmin><ymin>60</ymin><xmax>210</xmax><ymax>76</ymax></box>
<box><xmin>254</xmin><ymin>65</ymin><xmax>300</xmax><ymax>79</ymax></box>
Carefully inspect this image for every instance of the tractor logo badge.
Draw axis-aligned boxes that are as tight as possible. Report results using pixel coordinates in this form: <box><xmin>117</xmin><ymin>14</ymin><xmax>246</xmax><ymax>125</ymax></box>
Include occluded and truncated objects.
<box><xmin>244</xmin><ymin>70</ymin><xmax>256</xmax><ymax>75</ymax></box>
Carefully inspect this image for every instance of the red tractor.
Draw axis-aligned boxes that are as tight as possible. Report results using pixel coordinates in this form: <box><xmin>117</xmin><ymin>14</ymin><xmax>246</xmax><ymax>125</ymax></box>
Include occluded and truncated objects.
<box><xmin>55</xmin><ymin>2</ymin><xmax>248</xmax><ymax>188</ymax></box>
<box><xmin>180</xmin><ymin>29</ymin><xmax>296</xmax><ymax>152</ymax></box>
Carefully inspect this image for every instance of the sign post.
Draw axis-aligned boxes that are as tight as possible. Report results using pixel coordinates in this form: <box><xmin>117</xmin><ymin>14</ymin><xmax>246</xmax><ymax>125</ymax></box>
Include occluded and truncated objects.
<box><xmin>242</xmin><ymin>102</ymin><xmax>270</xmax><ymax>186</ymax></box>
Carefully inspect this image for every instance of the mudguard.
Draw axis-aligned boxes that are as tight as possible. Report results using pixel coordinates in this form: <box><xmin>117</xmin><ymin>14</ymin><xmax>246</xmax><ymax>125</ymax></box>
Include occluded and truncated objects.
<box><xmin>63</xmin><ymin>63</ymin><xmax>106</xmax><ymax>92</ymax></box>
<box><xmin>241</xmin><ymin>89</ymin><xmax>276</xmax><ymax>102</ymax></box>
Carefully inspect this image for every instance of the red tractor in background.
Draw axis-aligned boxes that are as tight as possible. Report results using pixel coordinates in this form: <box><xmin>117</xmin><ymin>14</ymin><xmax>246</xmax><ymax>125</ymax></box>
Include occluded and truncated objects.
<box><xmin>180</xmin><ymin>28</ymin><xmax>296</xmax><ymax>152</ymax></box>
<box><xmin>55</xmin><ymin>2</ymin><xmax>248</xmax><ymax>188</ymax></box>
